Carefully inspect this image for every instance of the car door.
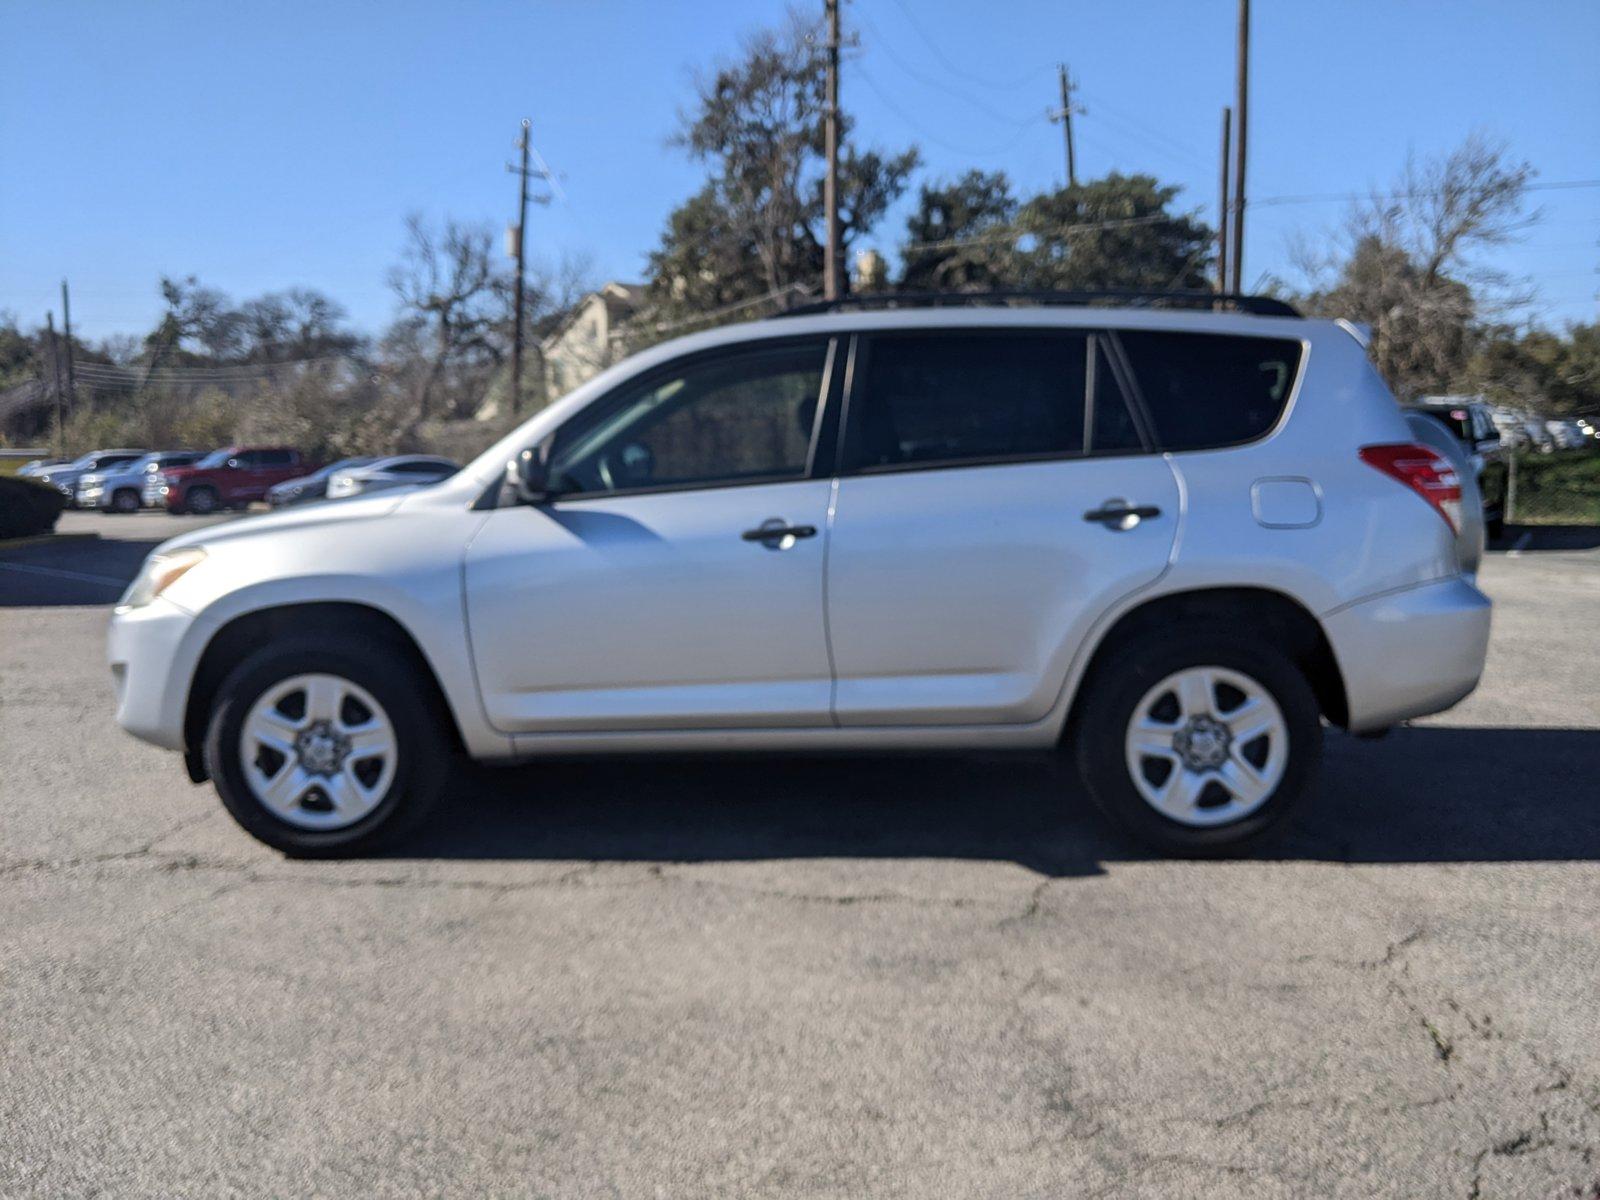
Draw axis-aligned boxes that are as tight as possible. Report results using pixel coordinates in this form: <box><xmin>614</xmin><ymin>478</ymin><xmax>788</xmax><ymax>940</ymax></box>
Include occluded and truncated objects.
<box><xmin>825</xmin><ymin>329</ymin><xmax>1180</xmax><ymax>727</ymax></box>
<box><xmin>216</xmin><ymin>451</ymin><xmax>256</xmax><ymax>503</ymax></box>
<box><xmin>465</xmin><ymin>337</ymin><xmax>840</xmax><ymax>733</ymax></box>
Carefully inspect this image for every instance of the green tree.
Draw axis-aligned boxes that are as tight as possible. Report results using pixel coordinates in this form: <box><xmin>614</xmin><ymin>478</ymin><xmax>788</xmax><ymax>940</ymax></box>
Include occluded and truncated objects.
<box><xmin>1010</xmin><ymin>173</ymin><xmax>1213</xmax><ymax>292</ymax></box>
<box><xmin>899</xmin><ymin>170</ymin><xmax>1018</xmax><ymax>292</ymax></box>
<box><xmin>645</xmin><ymin>14</ymin><xmax>919</xmax><ymax>320</ymax></box>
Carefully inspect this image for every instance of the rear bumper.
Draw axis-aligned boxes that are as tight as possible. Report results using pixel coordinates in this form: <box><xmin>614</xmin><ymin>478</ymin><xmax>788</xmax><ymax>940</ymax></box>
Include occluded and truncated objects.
<box><xmin>1324</xmin><ymin>576</ymin><xmax>1491</xmax><ymax>732</ymax></box>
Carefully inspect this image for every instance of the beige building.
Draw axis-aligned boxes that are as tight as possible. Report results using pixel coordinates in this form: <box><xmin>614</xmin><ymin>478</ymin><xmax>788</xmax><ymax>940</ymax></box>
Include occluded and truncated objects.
<box><xmin>540</xmin><ymin>282</ymin><xmax>645</xmax><ymax>399</ymax></box>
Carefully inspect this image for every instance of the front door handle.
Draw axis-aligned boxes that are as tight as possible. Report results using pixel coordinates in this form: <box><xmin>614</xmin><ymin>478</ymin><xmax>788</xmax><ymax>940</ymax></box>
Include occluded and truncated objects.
<box><xmin>742</xmin><ymin>520</ymin><xmax>817</xmax><ymax>548</ymax></box>
<box><xmin>1083</xmin><ymin>500</ymin><xmax>1162</xmax><ymax>529</ymax></box>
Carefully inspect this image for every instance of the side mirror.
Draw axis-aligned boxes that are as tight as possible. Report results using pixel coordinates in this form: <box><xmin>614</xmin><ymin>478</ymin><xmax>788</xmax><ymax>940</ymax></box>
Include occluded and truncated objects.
<box><xmin>506</xmin><ymin>442</ymin><xmax>551</xmax><ymax>505</ymax></box>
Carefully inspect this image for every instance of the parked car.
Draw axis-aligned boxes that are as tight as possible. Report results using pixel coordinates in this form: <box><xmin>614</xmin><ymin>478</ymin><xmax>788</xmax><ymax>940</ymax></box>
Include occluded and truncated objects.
<box><xmin>158</xmin><ymin>446</ymin><xmax>313</xmax><ymax>514</ymax></box>
<box><xmin>77</xmin><ymin>451</ymin><xmax>205</xmax><ymax>513</ymax></box>
<box><xmin>1405</xmin><ymin>397</ymin><xmax>1507</xmax><ymax>537</ymax></box>
<box><xmin>110</xmin><ymin>295</ymin><xmax>1490</xmax><ymax>858</ymax></box>
<box><xmin>15</xmin><ymin>457</ymin><xmax>70</xmax><ymax>478</ymax></box>
<box><xmin>325</xmin><ymin>455</ymin><xmax>460</xmax><ymax>500</ymax></box>
<box><xmin>265</xmin><ymin>458</ymin><xmax>379</xmax><ymax>509</ymax></box>
<box><xmin>30</xmin><ymin>449</ymin><xmax>148</xmax><ymax>506</ymax></box>
<box><xmin>1548</xmin><ymin>419</ymin><xmax>1587</xmax><ymax>451</ymax></box>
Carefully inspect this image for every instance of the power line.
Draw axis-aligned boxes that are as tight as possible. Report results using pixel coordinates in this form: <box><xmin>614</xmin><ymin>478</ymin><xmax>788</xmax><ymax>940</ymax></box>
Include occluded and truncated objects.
<box><xmin>884</xmin><ymin>0</ymin><xmax>1055</xmax><ymax>92</ymax></box>
<box><xmin>855</xmin><ymin>66</ymin><xmax>1043</xmax><ymax>158</ymax></box>
<box><xmin>904</xmin><ymin>212</ymin><xmax>1171</xmax><ymax>254</ymax></box>
<box><xmin>1251</xmin><ymin>179</ymin><xmax>1600</xmax><ymax>208</ymax></box>
<box><xmin>854</xmin><ymin>11</ymin><xmax>1039</xmax><ymax>129</ymax></box>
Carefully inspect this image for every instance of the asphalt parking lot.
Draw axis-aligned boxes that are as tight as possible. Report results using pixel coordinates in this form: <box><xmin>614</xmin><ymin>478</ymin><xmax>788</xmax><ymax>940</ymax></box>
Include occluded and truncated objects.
<box><xmin>2</xmin><ymin>511</ymin><xmax>1598</xmax><ymax>1197</ymax></box>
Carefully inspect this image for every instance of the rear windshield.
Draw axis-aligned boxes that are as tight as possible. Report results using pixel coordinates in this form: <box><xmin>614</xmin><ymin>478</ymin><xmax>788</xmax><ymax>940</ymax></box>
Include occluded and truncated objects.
<box><xmin>1118</xmin><ymin>331</ymin><xmax>1303</xmax><ymax>452</ymax></box>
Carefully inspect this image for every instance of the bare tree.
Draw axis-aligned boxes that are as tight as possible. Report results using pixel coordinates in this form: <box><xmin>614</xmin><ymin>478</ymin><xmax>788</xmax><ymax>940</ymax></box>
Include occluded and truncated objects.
<box><xmin>1299</xmin><ymin>132</ymin><xmax>1536</xmax><ymax>398</ymax></box>
<box><xmin>388</xmin><ymin>215</ymin><xmax>504</xmax><ymax>433</ymax></box>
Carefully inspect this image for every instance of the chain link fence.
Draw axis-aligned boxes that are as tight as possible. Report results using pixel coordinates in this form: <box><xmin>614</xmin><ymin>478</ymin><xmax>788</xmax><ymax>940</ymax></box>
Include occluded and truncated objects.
<box><xmin>1506</xmin><ymin>448</ymin><xmax>1600</xmax><ymax>525</ymax></box>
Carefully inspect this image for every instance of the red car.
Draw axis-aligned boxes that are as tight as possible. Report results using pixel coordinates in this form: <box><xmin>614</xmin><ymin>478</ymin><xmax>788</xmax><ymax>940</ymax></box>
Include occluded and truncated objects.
<box><xmin>160</xmin><ymin>446</ymin><xmax>316</xmax><ymax>514</ymax></box>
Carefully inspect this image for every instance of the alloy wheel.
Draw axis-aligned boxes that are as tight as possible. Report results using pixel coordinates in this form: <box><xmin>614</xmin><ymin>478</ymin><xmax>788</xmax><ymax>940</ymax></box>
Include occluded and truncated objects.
<box><xmin>239</xmin><ymin>673</ymin><xmax>398</xmax><ymax>830</ymax></box>
<box><xmin>1123</xmin><ymin>665</ymin><xmax>1289</xmax><ymax>827</ymax></box>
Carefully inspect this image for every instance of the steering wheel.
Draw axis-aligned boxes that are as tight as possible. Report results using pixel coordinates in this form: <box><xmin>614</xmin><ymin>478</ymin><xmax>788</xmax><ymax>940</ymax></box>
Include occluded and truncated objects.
<box><xmin>597</xmin><ymin>442</ymin><xmax>655</xmax><ymax>491</ymax></box>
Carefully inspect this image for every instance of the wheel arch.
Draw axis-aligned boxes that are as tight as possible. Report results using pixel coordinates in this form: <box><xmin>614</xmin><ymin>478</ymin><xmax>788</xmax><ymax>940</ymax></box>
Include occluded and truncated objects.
<box><xmin>1061</xmin><ymin>585</ymin><xmax>1349</xmax><ymax>737</ymax></box>
<box><xmin>182</xmin><ymin>600</ymin><xmax>467</xmax><ymax>781</ymax></box>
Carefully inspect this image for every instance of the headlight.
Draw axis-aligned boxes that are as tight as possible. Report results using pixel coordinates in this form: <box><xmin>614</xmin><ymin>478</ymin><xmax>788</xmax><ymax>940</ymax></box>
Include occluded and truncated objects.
<box><xmin>118</xmin><ymin>548</ymin><xmax>207</xmax><ymax>611</ymax></box>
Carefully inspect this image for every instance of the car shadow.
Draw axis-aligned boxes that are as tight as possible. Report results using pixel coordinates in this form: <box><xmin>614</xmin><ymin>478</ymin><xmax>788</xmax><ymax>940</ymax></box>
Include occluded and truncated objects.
<box><xmin>383</xmin><ymin>725</ymin><xmax>1600</xmax><ymax>876</ymax></box>
<box><xmin>1487</xmin><ymin>524</ymin><xmax>1600</xmax><ymax>552</ymax></box>
<box><xmin>0</xmin><ymin>535</ymin><xmax>168</xmax><ymax>607</ymax></box>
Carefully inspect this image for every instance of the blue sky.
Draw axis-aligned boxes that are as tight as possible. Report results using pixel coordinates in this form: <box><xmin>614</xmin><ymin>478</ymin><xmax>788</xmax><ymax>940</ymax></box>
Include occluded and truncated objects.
<box><xmin>3</xmin><ymin>0</ymin><xmax>1597</xmax><ymax>343</ymax></box>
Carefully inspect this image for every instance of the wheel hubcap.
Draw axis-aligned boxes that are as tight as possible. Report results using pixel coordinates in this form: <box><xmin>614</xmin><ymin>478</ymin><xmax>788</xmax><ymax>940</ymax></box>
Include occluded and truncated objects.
<box><xmin>240</xmin><ymin>673</ymin><xmax>397</xmax><ymax>831</ymax></box>
<box><xmin>1124</xmin><ymin>666</ymin><xmax>1288</xmax><ymax>828</ymax></box>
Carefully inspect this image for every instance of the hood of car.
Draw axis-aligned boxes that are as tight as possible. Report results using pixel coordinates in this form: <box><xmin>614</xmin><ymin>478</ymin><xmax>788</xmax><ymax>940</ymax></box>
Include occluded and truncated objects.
<box><xmin>154</xmin><ymin>490</ymin><xmax>411</xmax><ymax>555</ymax></box>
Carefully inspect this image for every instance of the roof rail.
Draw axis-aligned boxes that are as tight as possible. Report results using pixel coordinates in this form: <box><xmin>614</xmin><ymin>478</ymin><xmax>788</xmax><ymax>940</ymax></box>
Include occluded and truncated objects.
<box><xmin>772</xmin><ymin>289</ymin><xmax>1300</xmax><ymax>319</ymax></box>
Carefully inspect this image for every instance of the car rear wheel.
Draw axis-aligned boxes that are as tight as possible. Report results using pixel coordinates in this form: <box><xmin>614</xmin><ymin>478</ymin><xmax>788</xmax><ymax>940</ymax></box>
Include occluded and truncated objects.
<box><xmin>185</xmin><ymin>486</ymin><xmax>220</xmax><ymax>515</ymax></box>
<box><xmin>1071</xmin><ymin>632</ymin><xmax>1321</xmax><ymax>855</ymax></box>
<box><xmin>111</xmin><ymin>488</ymin><xmax>141</xmax><ymax>513</ymax></box>
<box><xmin>205</xmin><ymin>635</ymin><xmax>451</xmax><ymax>856</ymax></box>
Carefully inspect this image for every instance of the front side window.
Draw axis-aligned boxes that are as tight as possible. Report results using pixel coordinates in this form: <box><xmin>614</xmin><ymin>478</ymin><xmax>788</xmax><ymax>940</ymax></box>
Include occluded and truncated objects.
<box><xmin>549</xmin><ymin>341</ymin><xmax>829</xmax><ymax>495</ymax></box>
<box><xmin>1117</xmin><ymin>330</ymin><xmax>1303</xmax><ymax>452</ymax></box>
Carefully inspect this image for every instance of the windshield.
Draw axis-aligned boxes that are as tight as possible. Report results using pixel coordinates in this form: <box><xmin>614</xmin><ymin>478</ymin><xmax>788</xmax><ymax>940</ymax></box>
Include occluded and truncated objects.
<box><xmin>195</xmin><ymin>449</ymin><xmax>234</xmax><ymax>468</ymax></box>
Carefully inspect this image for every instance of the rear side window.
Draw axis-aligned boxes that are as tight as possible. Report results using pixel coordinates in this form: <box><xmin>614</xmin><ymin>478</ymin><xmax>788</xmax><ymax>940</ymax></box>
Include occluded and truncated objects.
<box><xmin>1117</xmin><ymin>331</ymin><xmax>1302</xmax><ymax>451</ymax></box>
<box><xmin>254</xmin><ymin>449</ymin><xmax>294</xmax><ymax>466</ymax></box>
<box><xmin>849</xmin><ymin>333</ymin><xmax>1140</xmax><ymax>470</ymax></box>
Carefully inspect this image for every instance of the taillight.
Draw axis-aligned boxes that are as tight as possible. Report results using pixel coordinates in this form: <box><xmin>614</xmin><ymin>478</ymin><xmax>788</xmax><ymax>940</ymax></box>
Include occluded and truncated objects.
<box><xmin>1359</xmin><ymin>443</ymin><xmax>1462</xmax><ymax>533</ymax></box>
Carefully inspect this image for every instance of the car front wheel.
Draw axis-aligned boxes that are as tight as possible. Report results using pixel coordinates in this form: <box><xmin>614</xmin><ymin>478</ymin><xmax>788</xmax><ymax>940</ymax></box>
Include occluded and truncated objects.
<box><xmin>1072</xmin><ymin>633</ymin><xmax>1321</xmax><ymax>855</ymax></box>
<box><xmin>205</xmin><ymin>636</ymin><xmax>450</xmax><ymax>856</ymax></box>
<box><xmin>185</xmin><ymin>486</ymin><xmax>220</xmax><ymax>515</ymax></box>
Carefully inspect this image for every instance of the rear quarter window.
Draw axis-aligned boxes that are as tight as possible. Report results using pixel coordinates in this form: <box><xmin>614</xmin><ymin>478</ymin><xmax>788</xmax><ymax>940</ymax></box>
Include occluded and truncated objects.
<box><xmin>1117</xmin><ymin>331</ymin><xmax>1303</xmax><ymax>452</ymax></box>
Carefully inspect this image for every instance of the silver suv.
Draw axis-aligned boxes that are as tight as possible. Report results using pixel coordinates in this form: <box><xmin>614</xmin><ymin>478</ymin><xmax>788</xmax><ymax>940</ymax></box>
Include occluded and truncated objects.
<box><xmin>109</xmin><ymin>295</ymin><xmax>1490</xmax><ymax>856</ymax></box>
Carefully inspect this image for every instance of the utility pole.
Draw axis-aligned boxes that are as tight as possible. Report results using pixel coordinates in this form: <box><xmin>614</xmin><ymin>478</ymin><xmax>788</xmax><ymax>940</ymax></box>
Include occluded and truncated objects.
<box><xmin>60</xmin><ymin>280</ymin><xmax>75</xmax><ymax>405</ymax></box>
<box><xmin>1217</xmin><ymin>108</ymin><xmax>1232</xmax><ymax>293</ymax></box>
<box><xmin>1230</xmin><ymin>0</ymin><xmax>1250</xmax><ymax>294</ymax></box>
<box><xmin>510</xmin><ymin>119</ymin><xmax>531</xmax><ymax>417</ymax></box>
<box><xmin>1047</xmin><ymin>64</ymin><xmax>1081</xmax><ymax>188</ymax></box>
<box><xmin>45</xmin><ymin>312</ymin><xmax>64</xmax><ymax>459</ymax></box>
<box><xmin>506</xmin><ymin>118</ymin><xmax>553</xmax><ymax>415</ymax></box>
<box><xmin>823</xmin><ymin>0</ymin><xmax>843</xmax><ymax>301</ymax></box>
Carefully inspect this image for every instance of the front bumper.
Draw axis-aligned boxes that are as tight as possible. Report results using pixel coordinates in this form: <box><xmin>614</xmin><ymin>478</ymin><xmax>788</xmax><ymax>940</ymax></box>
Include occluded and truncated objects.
<box><xmin>108</xmin><ymin>598</ymin><xmax>216</xmax><ymax>751</ymax></box>
<box><xmin>1323</xmin><ymin>575</ymin><xmax>1492</xmax><ymax>733</ymax></box>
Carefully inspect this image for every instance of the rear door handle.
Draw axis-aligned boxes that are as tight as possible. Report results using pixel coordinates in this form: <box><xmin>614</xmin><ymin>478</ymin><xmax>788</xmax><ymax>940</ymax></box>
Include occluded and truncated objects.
<box><xmin>1083</xmin><ymin>502</ymin><xmax>1162</xmax><ymax>528</ymax></box>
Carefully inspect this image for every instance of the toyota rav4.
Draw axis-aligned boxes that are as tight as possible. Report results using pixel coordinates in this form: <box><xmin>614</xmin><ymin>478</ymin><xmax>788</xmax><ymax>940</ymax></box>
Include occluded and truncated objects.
<box><xmin>109</xmin><ymin>296</ymin><xmax>1491</xmax><ymax>856</ymax></box>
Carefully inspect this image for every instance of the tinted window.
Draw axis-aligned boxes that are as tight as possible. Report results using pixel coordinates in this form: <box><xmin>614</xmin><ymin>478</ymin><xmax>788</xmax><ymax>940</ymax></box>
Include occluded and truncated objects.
<box><xmin>1088</xmin><ymin>341</ymin><xmax>1143</xmax><ymax>455</ymax></box>
<box><xmin>551</xmin><ymin>341</ymin><xmax>828</xmax><ymax>494</ymax></box>
<box><xmin>393</xmin><ymin>460</ymin><xmax>450</xmax><ymax>474</ymax></box>
<box><xmin>253</xmin><ymin>449</ymin><xmax>294</xmax><ymax>466</ymax></box>
<box><xmin>1118</xmin><ymin>331</ymin><xmax>1302</xmax><ymax>451</ymax></box>
<box><xmin>849</xmin><ymin>333</ymin><xmax>1092</xmax><ymax>469</ymax></box>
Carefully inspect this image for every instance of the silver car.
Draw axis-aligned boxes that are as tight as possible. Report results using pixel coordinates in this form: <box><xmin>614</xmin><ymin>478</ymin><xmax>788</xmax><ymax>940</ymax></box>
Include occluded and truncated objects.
<box><xmin>324</xmin><ymin>455</ymin><xmax>460</xmax><ymax>500</ymax></box>
<box><xmin>110</xmin><ymin>296</ymin><xmax>1489</xmax><ymax>857</ymax></box>
<box><xmin>32</xmin><ymin>450</ymin><xmax>148</xmax><ymax>506</ymax></box>
<box><xmin>77</xmin><ymin>451</ymin><xmax>205</xmax><ymax>513</ymax></box>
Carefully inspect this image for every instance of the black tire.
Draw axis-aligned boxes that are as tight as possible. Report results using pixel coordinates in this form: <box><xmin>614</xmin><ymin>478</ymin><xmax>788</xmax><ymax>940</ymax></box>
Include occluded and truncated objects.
<box><xmin>185</xmin><ymin>486</ymin><xmax>220</xmax><ymax>515</ymax></box>
<box><xmin>1070</xmin><ymin>631</ymin><xmax>1322</xmax><ymax>856</ymax></box>
<box><xmin>111</xmin><ymin>488</ymin><xmax>141</xmax><ymax>513</ymax></box>
<box><xmin>205</xmin><ymin>634</ymin><xmax>452</xmax><ymax>857</ymax></box>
